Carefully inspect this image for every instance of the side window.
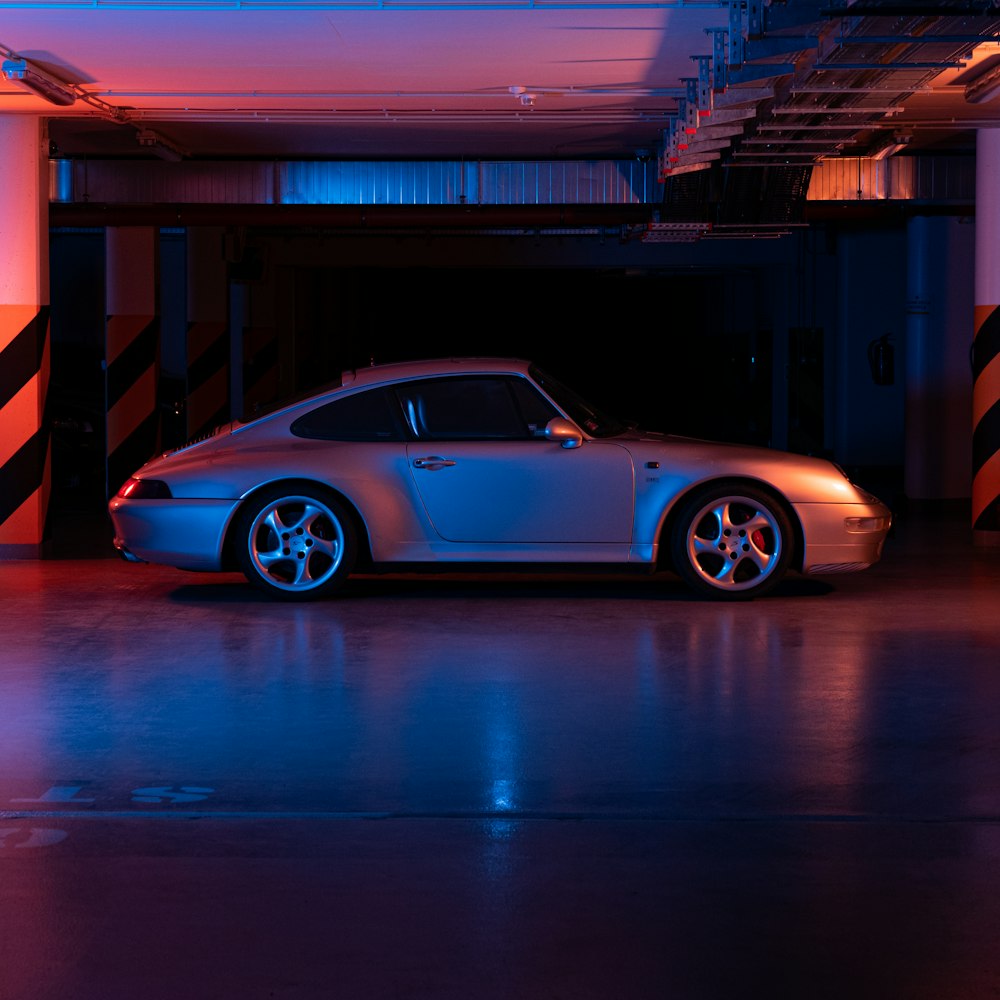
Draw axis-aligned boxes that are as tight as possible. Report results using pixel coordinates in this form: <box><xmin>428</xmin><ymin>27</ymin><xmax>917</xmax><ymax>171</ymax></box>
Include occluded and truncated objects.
<box><xmin>396</xmin><ymin>376</ymin><xmax>558</xmax><ymax>441</ymax></box>
<box><xmin>290</xmin><ymin>388</ymin><xmax>405</xmax><ymax>441</ymax></box>
<box><xmin>509</xmin><ymin>376</ymin><xmax>560</xmax><ymax>436</ymax></box>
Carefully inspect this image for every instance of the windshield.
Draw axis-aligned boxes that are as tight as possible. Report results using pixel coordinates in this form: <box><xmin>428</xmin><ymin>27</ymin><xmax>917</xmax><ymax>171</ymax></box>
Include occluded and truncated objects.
<box><xmin>529</xmin><ymin>364</ymin><xmax>629</xmax><ymax>438</ymax></box>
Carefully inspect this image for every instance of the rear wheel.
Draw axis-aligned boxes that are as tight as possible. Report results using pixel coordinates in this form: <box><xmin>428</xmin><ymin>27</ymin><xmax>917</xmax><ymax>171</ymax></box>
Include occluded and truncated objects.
<box><xmin>670</xmin><ymin>482</ymin><xmax>793</xmax><ymax>599</ymax></box>
<box><xmin>235</xmin><ymin>485</ymin><xmax>356</xmax><ymax>600</ymax></box>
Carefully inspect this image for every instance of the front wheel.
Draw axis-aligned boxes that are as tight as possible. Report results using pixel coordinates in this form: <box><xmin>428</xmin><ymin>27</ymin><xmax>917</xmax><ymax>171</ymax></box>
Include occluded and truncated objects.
<box><xmin>669</xmin><ymin>483</ymin><xmax>794</xmax><ymax>600</ymax></box>
<box><xmin>235</xmin><ymin>485</ymin><xmax>357</xmax><ymax>600</ymax></box>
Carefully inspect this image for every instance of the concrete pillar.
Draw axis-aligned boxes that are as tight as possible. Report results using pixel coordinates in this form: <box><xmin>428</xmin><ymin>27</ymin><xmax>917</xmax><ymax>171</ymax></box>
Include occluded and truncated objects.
<box><xmin>769</xmin><ymin>263</ymin><xmax>790</xmax><ymax>452</ymax></box>
<box><xmin>185</xmin><ymin>227</ymin><xmax>230</xmax><ymax>440</ymax></box>
<box><xmin>0</xmin><ymin>116</ymin><xmax>50</xmax><ymax>557</ymax></box>
<box><xmin>904</xmin><ymin>215</ymin><xmax>932</xmax><ymax>503</ymax></box>
<box><xmin>974</xmin><ymin>129</ymin><xmax>1000</xmax><ymax>545</ymax></box>
<box><xmin>105</xmin><ymin>227</ymin><xmax>160</xmax><ymax>497</ymax></box>
<box><xmin>901</xmin><ymin>215</ymin><xmax>975</xmax><ymax>503</ymax></box>
<box><xmin>901</xmin><ymin>215</ymin><xmax>974</xmax><ymax>502</ymax></box>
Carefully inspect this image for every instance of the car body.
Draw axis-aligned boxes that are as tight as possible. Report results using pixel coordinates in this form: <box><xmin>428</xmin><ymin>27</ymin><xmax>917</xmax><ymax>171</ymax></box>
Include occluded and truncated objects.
<box><xmin>109</xmin><ymin>357</ymin><xmax>892</xmax><ymax>600</ymax></box>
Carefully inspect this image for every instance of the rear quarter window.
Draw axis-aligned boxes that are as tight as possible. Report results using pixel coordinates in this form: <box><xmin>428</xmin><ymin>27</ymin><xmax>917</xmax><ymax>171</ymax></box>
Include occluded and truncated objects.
<box><xmin>290</xmin><ymin>388</ymin><xmax>405</xmax><ymax>441</ymax></box>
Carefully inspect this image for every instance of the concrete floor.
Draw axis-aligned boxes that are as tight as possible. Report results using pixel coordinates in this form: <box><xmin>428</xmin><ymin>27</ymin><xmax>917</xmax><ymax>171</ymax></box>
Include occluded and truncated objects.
<box><xmin>0</xmin><ymin>510</ymin><xmax>998</xmax><ymax>1000</ymax></box>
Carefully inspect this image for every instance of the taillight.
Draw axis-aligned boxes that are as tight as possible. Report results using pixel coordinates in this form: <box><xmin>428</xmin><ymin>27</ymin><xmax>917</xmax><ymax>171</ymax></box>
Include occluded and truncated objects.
<box><xmin>117</xmin><ymin>478</ymin><xmax>173</xmax><ymax>500</ymax></box>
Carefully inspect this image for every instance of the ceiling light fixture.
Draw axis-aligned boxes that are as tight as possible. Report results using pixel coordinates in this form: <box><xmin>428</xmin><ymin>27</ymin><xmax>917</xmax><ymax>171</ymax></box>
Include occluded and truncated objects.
<box><xmin>509</xmin><ymin>85</ymin><xmax>537</xmax><ymax>107</ymax></box>
<box><xmin>136</xmin><ymin>128</ymin><xmax>188</xmax><ymax>162</ymax></box>
<box><xmin>1</xmin><ymin>58</ymin><xmax>76</xmax><ymax>107</ymax></box>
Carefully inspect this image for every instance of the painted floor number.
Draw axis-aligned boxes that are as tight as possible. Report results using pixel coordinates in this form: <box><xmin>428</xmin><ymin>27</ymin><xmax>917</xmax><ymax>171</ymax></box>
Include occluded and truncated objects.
<box><xmin>2</xmin><ymin>784</ymin><xmax>218</xmax><ymax>851</ymax></box>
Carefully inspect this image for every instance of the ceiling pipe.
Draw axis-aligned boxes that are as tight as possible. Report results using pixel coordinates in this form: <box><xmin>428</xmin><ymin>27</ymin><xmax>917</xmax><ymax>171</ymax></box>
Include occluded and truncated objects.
<box><xmin>965</xmin><ymin>61</ymin><xmax>1000</xmax><ymax>103</ymax></box>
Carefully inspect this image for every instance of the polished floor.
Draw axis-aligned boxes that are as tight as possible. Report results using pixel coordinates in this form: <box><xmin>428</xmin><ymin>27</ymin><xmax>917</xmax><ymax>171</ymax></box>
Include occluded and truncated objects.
<box><xmin>0</xmin><ymin>509</ymin><xmax>998</xmax><ymax>1000</ymax></box>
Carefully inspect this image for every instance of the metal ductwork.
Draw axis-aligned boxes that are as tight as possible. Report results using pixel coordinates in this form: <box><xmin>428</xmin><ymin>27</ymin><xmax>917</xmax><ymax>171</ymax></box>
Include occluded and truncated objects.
<box><xmin>659</xmin><ymin>0</ymin><xmax>1000</xmax><ymax>234</ymax></box>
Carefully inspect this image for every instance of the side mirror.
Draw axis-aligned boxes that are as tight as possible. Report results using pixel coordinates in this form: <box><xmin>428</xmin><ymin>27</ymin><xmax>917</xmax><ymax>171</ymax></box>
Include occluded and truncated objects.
<box><xmin>544</xmin><ymin>417</ymin><xmax>584</xmax><ymax>449</ymax></box>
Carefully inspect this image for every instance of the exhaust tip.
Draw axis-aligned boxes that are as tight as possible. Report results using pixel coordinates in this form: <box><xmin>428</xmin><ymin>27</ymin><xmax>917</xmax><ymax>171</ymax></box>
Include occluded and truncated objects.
<box><xmin>113</xmin><ymin>539</ymin><xmax>145</xmax><ymax>563</ymax></box>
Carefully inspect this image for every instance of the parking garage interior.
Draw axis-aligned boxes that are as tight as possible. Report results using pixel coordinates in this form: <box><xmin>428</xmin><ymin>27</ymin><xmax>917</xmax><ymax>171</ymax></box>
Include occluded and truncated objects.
<box><xmin>2</xmin><ymin>2</ymin><xmax>1000</xmax><ymax>997</ymax></box>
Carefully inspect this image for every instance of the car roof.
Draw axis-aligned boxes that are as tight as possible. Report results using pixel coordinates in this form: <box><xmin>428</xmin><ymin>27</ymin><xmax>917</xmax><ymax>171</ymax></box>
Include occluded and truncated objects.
<box><xmin>341</xmin><ymin>357</ymin><xmax>532</xmax><ymax>387</ymax></box>
<box><xmin>243</xmin><ymin>356</ymin><xmax>536</xmax><ymax>425</ymax></box>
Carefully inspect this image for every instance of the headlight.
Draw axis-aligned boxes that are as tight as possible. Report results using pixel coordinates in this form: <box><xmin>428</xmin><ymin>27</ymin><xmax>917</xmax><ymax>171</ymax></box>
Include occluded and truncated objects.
<box><xmin>117</xmin><ymin>477</ymin><xmax>173</xmax><ymax>500</ymax></box>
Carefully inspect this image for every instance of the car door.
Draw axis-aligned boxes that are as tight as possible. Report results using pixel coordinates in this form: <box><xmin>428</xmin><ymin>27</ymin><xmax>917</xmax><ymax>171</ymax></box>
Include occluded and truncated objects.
<box><xmin>398</xmin><ymin>375</ymin><xmax>634</xmax><ymax>544</ymax></box>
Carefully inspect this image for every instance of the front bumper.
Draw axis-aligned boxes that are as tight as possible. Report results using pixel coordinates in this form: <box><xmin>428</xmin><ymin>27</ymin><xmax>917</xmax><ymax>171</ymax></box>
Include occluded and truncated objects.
<box><xmin>795</xmin><ymin>500</ymin><xmax>892</xmax><ymax>575</ymax></box>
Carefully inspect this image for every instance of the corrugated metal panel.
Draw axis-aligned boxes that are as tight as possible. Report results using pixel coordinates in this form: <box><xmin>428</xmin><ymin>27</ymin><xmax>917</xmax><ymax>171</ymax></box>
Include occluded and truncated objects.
<box><xmin>280</xmin><ymin>161</ymin><xmax>475</xmax><ymax>205</ymax></box>
<box><xmin>54</xmin><ymin>159</ymin><xmax>656</xmax><ymax>206</ymax></box>
<box><xmin>480</xmin><ymin>161</ymin><xmax>652</xmax><ymax>204</ymax></box>
<box><xmin>909</xmin><ymin>156</ymin><xmax>976</xmax><ymax>204</ymax></box>
<box><xmin>807</xmin><ymin>155</ymin><xmax>975</xmax><ymax>203</ymax></box>
<box><xmin>53</xmin><ymin>155</ymin><xmax>973</xmax><ymax>211</ymax></box>
<box><xmin>806</xmin><ymin>159</ymin><xmax>890</xmax><ymax>201</ymax></box>
<box><xmin>66</xmin><ymin>160</ymin><xmax>275</xmax><ymax>205</ymax></box>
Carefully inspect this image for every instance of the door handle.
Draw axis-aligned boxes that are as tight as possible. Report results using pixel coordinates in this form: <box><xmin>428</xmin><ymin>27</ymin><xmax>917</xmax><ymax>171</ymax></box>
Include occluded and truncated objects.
<box><xmin>413</xmin><ymin>456</ymin><xmax>456</xmax><ymax>470</ymax></box>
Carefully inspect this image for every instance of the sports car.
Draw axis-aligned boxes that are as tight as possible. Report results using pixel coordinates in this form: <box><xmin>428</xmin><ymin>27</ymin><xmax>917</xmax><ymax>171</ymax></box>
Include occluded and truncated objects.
<box><xmin>109</xmin><ymin>357</ymin><xmax>892</xmax><ymax>600</ymax></box>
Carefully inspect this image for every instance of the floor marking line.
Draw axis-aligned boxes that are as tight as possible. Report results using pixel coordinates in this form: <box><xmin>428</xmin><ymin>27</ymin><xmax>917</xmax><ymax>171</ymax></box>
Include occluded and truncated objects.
<box><xmin>2</xmin><ymin>810</ymin><xmax>999</xmax><ymax>824</ymax></box>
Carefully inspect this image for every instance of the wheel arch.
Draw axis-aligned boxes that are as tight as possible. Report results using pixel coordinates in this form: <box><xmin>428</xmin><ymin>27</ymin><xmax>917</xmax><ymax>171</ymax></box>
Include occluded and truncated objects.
<box><xmin>220</xmin><ymin>477</ymin><xmax>373</xmax><ymax>573</ymax></box>
<box><xmin>656</xmin><ymin>476</ymin><xmax>805</xmax><ymax>574</ymax></box>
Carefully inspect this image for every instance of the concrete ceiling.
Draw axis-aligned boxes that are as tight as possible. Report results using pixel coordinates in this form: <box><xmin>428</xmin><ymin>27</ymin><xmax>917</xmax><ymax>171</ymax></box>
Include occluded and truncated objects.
<box><xmin>3</xmin><ymin>2</ymin><xmax>1000</xmax><ymax>173</ymax></box>
<box><xmin>1</xmin><ymin>1</ymin><xmax>726</xmax><ymax>161</ymax></box>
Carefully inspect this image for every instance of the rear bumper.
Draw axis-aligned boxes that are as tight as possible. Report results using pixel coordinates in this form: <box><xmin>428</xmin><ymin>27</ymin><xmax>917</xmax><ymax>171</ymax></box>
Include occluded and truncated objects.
<box><xmin>108</xmin><ymin>496</ymin><xmax>241</xmax><ymax>571</ymax></box>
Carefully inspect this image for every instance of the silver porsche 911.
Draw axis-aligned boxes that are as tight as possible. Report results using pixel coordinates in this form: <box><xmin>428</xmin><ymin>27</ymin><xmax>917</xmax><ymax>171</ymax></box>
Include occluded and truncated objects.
<box><xmin>109</xmin><ymin>357</ymin><xmax>892</xmax><ymax>601</ymax></box>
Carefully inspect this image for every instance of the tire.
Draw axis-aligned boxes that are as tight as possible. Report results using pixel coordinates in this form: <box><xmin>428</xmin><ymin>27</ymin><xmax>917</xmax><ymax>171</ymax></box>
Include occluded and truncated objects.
<box><xmin>235</xmin><ymin>484</ymin><xmax>357</xmax><ymax>600</ymax></box>
<box><xmin>669</xmin><ymin>482</ymin><xmax>794</xmax><ymax>600</ymax></box>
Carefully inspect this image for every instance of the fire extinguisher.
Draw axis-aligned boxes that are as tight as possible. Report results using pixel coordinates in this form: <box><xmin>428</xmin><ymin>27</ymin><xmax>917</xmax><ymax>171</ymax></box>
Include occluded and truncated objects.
<box><xmin>867</xmin><ymin>333</ymin><xmax>895</xmax><ymax>386</ymax></box>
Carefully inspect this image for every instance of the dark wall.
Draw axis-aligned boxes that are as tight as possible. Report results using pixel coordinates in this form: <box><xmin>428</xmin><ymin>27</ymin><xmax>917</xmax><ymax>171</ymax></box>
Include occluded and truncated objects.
<box><xmin>47</xmin><ymin>221</ymin><xmax>918</xmax><ymax>524</ymax></box>
<box><xmin>48</xmin><ymin>230</ymin><xmax>106</xmax><ymax>513</ymax></box>
<box><xmin>286</xmin><ymin>265</ymin><xmax>771</xmax><ymax>444</ymax></box>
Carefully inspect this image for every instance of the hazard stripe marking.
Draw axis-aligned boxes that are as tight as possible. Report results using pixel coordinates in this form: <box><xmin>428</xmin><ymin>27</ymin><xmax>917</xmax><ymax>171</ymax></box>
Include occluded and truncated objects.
<box><xmin>972</xmin><ymin>451</ymin><xmax>1000</xmax><ymax>531</ymax></box>
<box><xmin>187</xmin><ymin>321</ymin><xmax>226</xmax><ymax>367</ymax></box>
<box><xmin>187</xmin><ymin>366</ymin><xmax>229</xmax><ymax>439</ymax></box>
<box><xmin>106</xmin><ymin>318</ymin><xmax>158</xmax><ymax>410</ymax></box>
<box><xmin>973</xmin><ymin>352</ymin><xmax>1000</xmax><ymax>428</ymax></box>
<box><xmin>186</xmin><ymin>321</ymin><xmax>229</xmax><ymax>439</ymax></box>
<box><xmin>107</xmin><ymin>364</ymin><xmax>158</xmax><ymax>456</ymax></box>
<box><xmin>0</xmin><ymin>373</ymin><xmax>44</xmax><ymax>469</ymax></box>
<box><xmin>0</xmin><ymin>429</ymin><xmax>47</xmax><ymax>531</ymax></box>
<box><xmin>106</xmin><ymin>314</ymin><xmax>153</xmax><ymax>368</ymax></box>
<box><xmin>0</xmin><ymin>304</ymin><xmax>40</xmax><ymax>353</ymax></box>
<box><xmin>243</xmin><ymin>326</ymin><xmax>279</xmax><ymax>414</ymax></box>
<box><xmin>973</xmin><ymin>304</ymin><xmax>1000</xmax><ymax>534</ymax></box>
<box><xmin>0</xmin><ymin>306</ymin><xmax>49</xmax><ymax>549</ymax></box>
<box><xmin>0</xmin><ymin>309</ymin><xmax>47</xmax><ymax>410</ymax></box>
<box><xmin>973</xmin><ymin>304</ymin><xmax>1000</xmax><ymax>375</ymax></box>
<box><xmin>105</xmin><ymin>313</ymin><xmax>160</xmax><ymax>496</ymax></box>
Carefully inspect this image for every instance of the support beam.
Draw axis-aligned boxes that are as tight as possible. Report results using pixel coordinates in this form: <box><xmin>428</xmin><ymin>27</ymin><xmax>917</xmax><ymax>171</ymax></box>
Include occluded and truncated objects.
<box><xmin>0</xmin><ymin>115</ymin><xmax>50</xmax><ymax>558</ymax></box>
